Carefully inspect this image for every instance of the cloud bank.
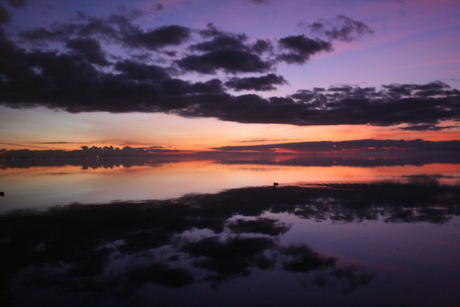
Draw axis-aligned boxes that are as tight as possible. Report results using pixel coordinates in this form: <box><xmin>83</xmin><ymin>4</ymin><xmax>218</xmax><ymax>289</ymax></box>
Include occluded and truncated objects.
<box><xmin>0</xmin><ymin>4</ymin><xmax>458</xmax><ymax>130</ymax></box>
<box><xmin>213</xmin><ymin>139</ymin><xmax>460</xmax><ymax>152</ymax></box>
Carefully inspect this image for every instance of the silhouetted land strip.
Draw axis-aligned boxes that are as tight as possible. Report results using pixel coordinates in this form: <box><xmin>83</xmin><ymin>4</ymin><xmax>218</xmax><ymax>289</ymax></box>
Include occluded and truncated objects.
<box><xmin>2</xmin><ymin>139</ymin><xmax>460</xmax><ymax>161</ymax></box>
<box><xmin>0</xmin><ymin>145</ymin><xmax>181</xmax><ymax>160</ymax></box>
<box><xmin>0</xmin><ymin>156</ymin><xmax>192</xmax><ymax>170</ymax></box>
<box><xmin>1</xmin><ymin>150</ymin><xmax>460</xmax><ymax>169</ymax></box>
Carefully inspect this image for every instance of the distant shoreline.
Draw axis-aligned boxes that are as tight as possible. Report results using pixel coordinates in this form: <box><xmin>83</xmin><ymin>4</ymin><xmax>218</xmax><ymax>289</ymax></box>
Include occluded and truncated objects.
<box><xmin>1</xmin><ymin>139</ymin><xmax>459</xmax><ymax>160</ymax></box>
<box><xmin>2</xmin><ymin>149</ymin><xmax>460</xmax><ymax>169</ymax></box>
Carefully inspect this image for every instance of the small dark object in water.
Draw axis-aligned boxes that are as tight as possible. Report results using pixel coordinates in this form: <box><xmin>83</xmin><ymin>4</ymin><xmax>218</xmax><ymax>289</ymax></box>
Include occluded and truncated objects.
<box><xmin>0</xmin><ymin>192</ymin><xmax>4</xmax><ymax>197</ymax></box>
<box><xmin>273</xmin><ymin>182</ymin><xmax>279</xmax><ymax>186</ymax></box>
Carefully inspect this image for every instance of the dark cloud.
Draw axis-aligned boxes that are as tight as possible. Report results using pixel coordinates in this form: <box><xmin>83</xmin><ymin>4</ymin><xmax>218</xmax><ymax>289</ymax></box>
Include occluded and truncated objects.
<box><xmin>190</xmin><ymin>78</ymin><xmax>225</xmax><ymax>93</ymax></box>
<box><xmin>19</xmin><ymin>12</ymin><xmax>129</xmax><ymax>42</ymax></box>
<box><xmin>277</xmin><ymin>35</ymin><xmax>332</xmax><ymax>64</ymax></box>
<box><xmin>155</xmin><ymin>3</ymin><xmax>164</xmax><ymax>10</ymax></box>
<box><xmin>197</xmin><ymin>27</ymin><xmax>267</xmax><ymax>56</ymax></box>
<box><xmin>225</xmin><ymin>74</ymin><xmax>287</xmax><ymax>91</ymax></box>
<box><xmin>0</xmin><ymin>4</ymin><xmax>11</xmax><ymax>24</ymax></box>
<box><xmin>17</xmin><ymin>12</ymin><xmax>271</xmax><ymax>74</ymax></box>
<box><xmin>2</xmin><ymin>0</ymin><xmax>26</xmax><ymax>8</ymax></box>
<box><xmin>33</xmin><ymin>141</ymin><xmax>84</xmax><ymax>145</ymax></box>
<box><xmin>114</xmin><ymin>59</ymin><xmax>170</xmax><ymax>81</ymax></box>
<box><xmin>177</xmin><ymin>82</ymin><xmax>459</xmax><ymax>127</ymax></box>
<box><xmin>305</xmin><ymin>15</ymin><xmax>374</xmax><ymax>42</ymax></box>
<box><xmin>66</xmin><ymin>37</ymin><xmax>109</xmax><ymax>65</ymax></box>
<box><xmin>382</xmin><ymin>81</ymin><xmax>459</xmax><ymax>98</ymax></box>
<box><xmin>251</xmin><ymin>39</ymin><xmax>272</xmax><ymax>54</ymax></box>
<box><xmin>400</xmin><ymin>124</ymin><xmax>457</xmax><ymax>131</ymax></box>
<box><xmin>179</xmin><ymin>30</ymin><xmax>272</xmax><ymax>74</ymax></box>
<box><xmin>19</xmin><ymin>25</ymin><xmax>72</xmax><ymax>41</ymax></box>
<box><xmin>249</xmin><ymin>0</ymin><xmax>272</xmax><ymax>4</ymax></box>
<box><xmin>213</xmin><ymin>139</ymin><xmax>460</xmax><ymax>153</ymax></box>
<box><xmin>190</xmin><ymin>33</ymin><xmax>248</xmax><ymax>52</ymax></box>
<box><xmin>132</xmin><ymin>25</ymin><xmax>191</xmax><ymax>49</ymax></box>
<box><xmin>198</xmin><ymin>22</ymin><xmax>224</xmax><ymax>37</ymax></box>
<box><xmin>176</xmin><ymin>49</ymin><xmax>272</xmax><ymax>74</ymax></box>
<box><xmin>0</xmin><ymin>0</ymin><xmax>26</xmax><ymax>24</ymax></box>
<box><xmin>1</xmin><ymin>24</ymin><xmax>459</xmax><ymax>127</ymax></box>
<box><xmin>235</xmin><ymin>138</ymin><xmax>295</xmax><ymax>143</ymax></box>
<box><xmin>19</xmin><ymin>11</ymin><xmax>189</xmax><ymax>51</ymax></box>
<box><xmin>0</xmin><ymin>8</ymin><xmax>458</xmax><ymax>129</ymax></box>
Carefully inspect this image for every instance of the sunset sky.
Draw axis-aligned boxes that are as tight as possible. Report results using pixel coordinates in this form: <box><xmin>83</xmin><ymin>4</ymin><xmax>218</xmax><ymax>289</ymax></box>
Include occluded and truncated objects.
<box><xmin>0</xmin><ymin>0</ymin><xmax>459</xmax><ymax>151</ymax></box>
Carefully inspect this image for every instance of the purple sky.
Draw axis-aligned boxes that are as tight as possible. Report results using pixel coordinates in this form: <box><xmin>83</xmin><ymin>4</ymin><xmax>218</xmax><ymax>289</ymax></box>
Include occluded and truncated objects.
<box><xmin>0</xmin><ymin>0</ymin><xmax>459</xmax><ymax>150</ymax></box>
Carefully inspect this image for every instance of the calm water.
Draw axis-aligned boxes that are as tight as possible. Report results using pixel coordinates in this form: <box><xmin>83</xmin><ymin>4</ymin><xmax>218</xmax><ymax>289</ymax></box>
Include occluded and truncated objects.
<box><xmin>1</xmin><ymin>154</ymin><xmax>459</xmax><ymax>306</ymax></box>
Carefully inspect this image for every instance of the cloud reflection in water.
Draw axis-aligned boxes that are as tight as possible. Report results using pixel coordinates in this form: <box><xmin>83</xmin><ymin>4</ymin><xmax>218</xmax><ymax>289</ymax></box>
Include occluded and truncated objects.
<box><xmin>1</xmin><ymin>178</ymin><xmax>459</xmax><ymax>306</ymax></box>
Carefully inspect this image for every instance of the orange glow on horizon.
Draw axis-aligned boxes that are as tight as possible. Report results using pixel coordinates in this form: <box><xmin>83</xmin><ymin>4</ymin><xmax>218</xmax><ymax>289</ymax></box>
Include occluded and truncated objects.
<box><xmin>1</xmin><ymin>106</ymin><xmax>458</xmax><ymax>151</ymax></box>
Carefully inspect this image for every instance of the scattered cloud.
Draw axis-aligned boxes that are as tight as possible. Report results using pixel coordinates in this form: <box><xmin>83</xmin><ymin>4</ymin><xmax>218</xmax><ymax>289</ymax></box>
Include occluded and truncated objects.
<box><xmin>176</xmin><ymin>49</ymin><xmax>272</xmax><ymax>74</ymax></box>
<box><xmin>235</xmin><ymin>138</ymin><xmax>296</xmax><ymax>143</ymax></box>
<box><xmin>66</xmin><ymin>37</ymin><xmax>109</xmax><ymax>65</ymax></box>
<box><xmin>32</xmin><ymin>141</ymin><xmax>87</xmax><ymax>145</ymax></box>
<box><xmin>303</xmin><ymin>15</ymin><xmax>375</xmax><ymax>42</ymax></box>
<box><xmin>0</xmin><ymin>7</ymin><xmax>458</xmax><ymax>130</ymax></box>
<box><xmin>248</xmin><ymin>0</ymin><xmax>272</xmax><ymax>4</ymax></box>
<box><xmin>0</xmin><ymin>141</ymin><xmax>48</xmax><ymax>148</ymax></box>
<box><xmin>114</xmin><ymin>59</ymin><xmax>170</xmax><ymax>81</ymax></box>
<box><xmin>131</xmin><ymin>25</ymin><xmax>191</xmax><ymax>49</ymax></box>
<box><xmin>225</xmin><ymin>74</ymin><xmax>287</xmax><ymax>91</ymax></box>
<box><xmin>191</xmin><ymin>31</ymin><xmax>248</xmax><ymax>52</ymax></box>
<box><xmin>277</xmin><ymin>35</ymin><xmax>332</xmax><ymax>64</ymax></box>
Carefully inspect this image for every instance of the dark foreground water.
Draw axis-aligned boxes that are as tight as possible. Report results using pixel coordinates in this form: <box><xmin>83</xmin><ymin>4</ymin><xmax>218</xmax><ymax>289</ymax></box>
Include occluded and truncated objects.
<box><xmin>1</xmin><ymin>154</ymin><xmax>459</xmax><ymax>306</ymax></box>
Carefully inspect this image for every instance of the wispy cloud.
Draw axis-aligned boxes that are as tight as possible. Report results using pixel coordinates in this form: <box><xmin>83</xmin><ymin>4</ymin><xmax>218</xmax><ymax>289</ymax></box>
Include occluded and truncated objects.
<box><xmin>302</xmin><ymin>15</ymin><xmax>375</xmax><ymax>42</ymax></box>
<box><xmin>32</xmin><ymin>141</ymin><xmax>87</xmax><ymax>145</ymax></box>
<box><xmin>235</xmin><ymin>138</ymin><xmax>298</xmax><ymax>143</ymax></box>
<box><xmin>0</xmin><ymin>141</ymin><xmax>48</xmax><ymax>149</ymax></box>
<box><xmin>248</xmin><ymin>0</ymin><xmax>272</xmax><ymax>5</ymax></box>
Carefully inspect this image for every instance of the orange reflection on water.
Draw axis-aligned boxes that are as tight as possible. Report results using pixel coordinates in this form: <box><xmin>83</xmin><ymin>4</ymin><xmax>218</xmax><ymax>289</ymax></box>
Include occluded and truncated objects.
<box><xmin>232</xmin><ymin>163</ymin><xmax>460</xmax><ymax>186</ymax></box>
<box><xmin>1</xmin><ymin>158</ymin><xmax>459</xmax><ymax>213</ymax></box>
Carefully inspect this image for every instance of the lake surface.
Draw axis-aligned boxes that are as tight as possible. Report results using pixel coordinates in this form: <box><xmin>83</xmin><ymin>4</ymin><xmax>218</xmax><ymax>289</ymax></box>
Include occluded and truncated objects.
<box><xmin>1</xmin><ymin>154</ymin><xmax>459</xmax><ymax>306</ymax></box>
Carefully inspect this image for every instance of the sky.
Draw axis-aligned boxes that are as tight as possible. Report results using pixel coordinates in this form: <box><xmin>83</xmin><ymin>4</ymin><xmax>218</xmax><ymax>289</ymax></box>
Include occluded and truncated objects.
<box><xmin>0</xmin><ymin>0</ymin><xmax>459</xmax><ymax>151</ymax></box>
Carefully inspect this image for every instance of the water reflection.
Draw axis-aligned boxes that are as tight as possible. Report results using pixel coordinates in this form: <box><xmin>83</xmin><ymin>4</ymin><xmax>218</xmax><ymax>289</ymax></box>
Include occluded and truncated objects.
<box><xmin>2</xmin><ymin>151</ymin><xmax>460</xmax><ymax>169</ymax></box>
<box><xmin>1</xmin><ymin>155</ymin><xmax>460</xmax><ymax>213</ymax></box>
<box><xmin>1</xmin><ymin>178</ymin><xmax>459</xmax><ymax>306</ymax></box>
